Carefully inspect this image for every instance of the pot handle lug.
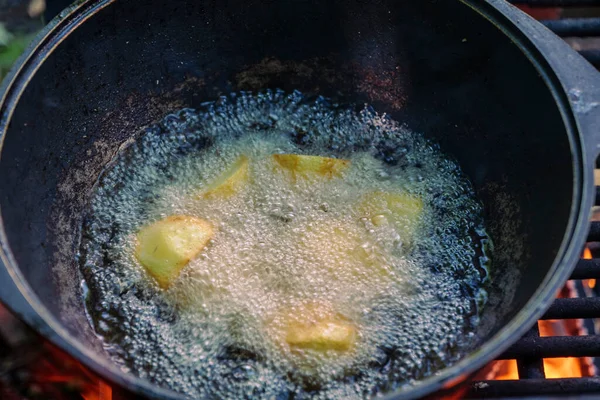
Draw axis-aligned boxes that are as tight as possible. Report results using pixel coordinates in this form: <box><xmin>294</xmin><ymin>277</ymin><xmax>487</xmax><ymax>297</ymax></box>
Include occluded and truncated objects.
<box><xmin>566</xmin><ymin>82</ymin><xmax>600</xmax><ymax>164</ymax></box>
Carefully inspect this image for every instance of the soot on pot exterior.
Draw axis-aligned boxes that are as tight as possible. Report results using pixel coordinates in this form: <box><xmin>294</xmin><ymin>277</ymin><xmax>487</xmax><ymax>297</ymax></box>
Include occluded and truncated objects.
<box><xmin>0</xmin><ymin>0</ymin><xmax>599</xmax><ymax>399</ymax></box>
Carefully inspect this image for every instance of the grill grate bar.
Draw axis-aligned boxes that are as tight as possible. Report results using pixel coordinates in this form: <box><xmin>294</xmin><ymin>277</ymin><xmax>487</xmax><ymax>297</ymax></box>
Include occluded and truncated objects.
<box><xmin>571</xmin><ymin>259</ymin><xmax>600</xmax><ymax>279</ymax></box>
<box><xmin>542</xmin><ymin>18</ymin><xmax>600</xmax><ymax>36</ymax></box>
<box><xmin>543</xmin><ymin>297</ymin><xmax>600</xmax><ymax>320</ymax></box>
<box><xmin>579</xmin><ymin>49</ymin><xmax>600</xmax><ymax>67</ymax></box>
<box><xmin>501</xmin><ymin>335</ymin><xmax>600</xmax><ymax>359</ymax></box>
<box><xmin>587</xmin><ymin>221</ymin><xmax>600</xmax><ymax>242</ymax></box>
<box><xmin>515</xmin><ymin>324</ymin><xmax>546</xmax><ymax>378</ymax></box>
<box><xmin>469</xmin><ymin>377</ymin><xmax>600</xmax><ymax>397</ymax></box>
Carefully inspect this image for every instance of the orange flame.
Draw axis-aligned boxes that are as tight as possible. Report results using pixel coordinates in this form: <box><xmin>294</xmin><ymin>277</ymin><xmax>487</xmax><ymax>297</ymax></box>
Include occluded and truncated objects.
<box><xmin>82</xmin><ymin>381</ymin><xmax>113</xmax><ymax>400</ymax></box>
<box><xmin>28</xmin><ymin>344</ymin><xmax>113</xmax><ymax>400</ymax></box>
<box><xmin>494</xmin><ymin>246</ymin><xmax>593</xmax><ymax>381</ymax></box>
<box><xmin>540</xmin><ymin>320</ymin><xmax>584</xmax><ymax>379</ymax></box>
<box><xmin>584</xmin><ymin>248</ymin><xmax>595</xmax><ymax>289</ymax></box>
<box><xmin>494</xmin><ymin>332</ymin><xmax>584</xmax><ymax>381</ymax></box>
<box><xmin>494</xmin><ymin>360</ymin><xmax>518</xmax><ymax>380</ymax></box>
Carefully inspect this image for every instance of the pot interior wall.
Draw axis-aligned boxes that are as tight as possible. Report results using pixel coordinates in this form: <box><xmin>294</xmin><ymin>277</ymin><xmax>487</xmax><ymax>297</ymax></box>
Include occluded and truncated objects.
<box><xmin>0</xmin><ymin>0</ymin><xmax>574</xmax><ymax>390</ymax></box>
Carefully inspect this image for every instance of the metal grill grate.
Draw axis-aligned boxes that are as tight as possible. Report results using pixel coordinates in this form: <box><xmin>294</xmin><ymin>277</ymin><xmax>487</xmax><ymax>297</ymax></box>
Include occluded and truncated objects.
<box><xmin>467</xmin><ymin>243</ymin><xmax>600</xmax><ymax>396</ymax></box>
<box><xmin>511</xmin><ymin>0</ymin><xmax>600</xmax><ymax>67</ymax></box>
<box><xmin>468</xmin><ymin>216</ymin><xmax>600</xmax><ymax>397</ymax></box>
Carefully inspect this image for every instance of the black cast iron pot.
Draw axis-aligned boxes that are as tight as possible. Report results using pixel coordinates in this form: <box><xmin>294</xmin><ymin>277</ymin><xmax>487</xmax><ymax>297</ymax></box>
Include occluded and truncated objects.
<box><xmin>0</xmin><ymin>0</ymin><xmax>599</xmax><ymax>398</ymax></box>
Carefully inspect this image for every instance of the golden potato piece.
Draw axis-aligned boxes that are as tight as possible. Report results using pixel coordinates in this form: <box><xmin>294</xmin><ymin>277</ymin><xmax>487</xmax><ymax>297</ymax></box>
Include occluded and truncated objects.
<box><xmin>202</xmin><ymin>156</ymin><xmax>249</xmax><ymax>199</ymax></box>
<box><xmin>135</xmin><ymin>215</ymin><xmax>214</xmax><ymax>288</ymax></box>
<box><xmin>271</xmin><ymin>304</ymin><xmax>357</xmax><ymax>353</ymax></box>
<box><xmin>286</xmin><ymin>318</ymin><xmax>356</xmax><ymax>352</ymax></box>
<box><xmin>359</xmin><ymin>191</ymin><xmax>424</xmax><ymax>240</ymax></box>
<box><xmin>272</xmin><ymin>154</ymin><xmax>350</xmax><ymax>180</ymax></box>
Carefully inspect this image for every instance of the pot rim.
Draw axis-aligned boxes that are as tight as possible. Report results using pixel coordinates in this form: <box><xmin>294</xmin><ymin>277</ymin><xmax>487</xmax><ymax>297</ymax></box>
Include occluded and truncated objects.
<box><xmin>0</xmin><ymin>1</ymin><xmax>595</xmax><ymax>399</ymax></box>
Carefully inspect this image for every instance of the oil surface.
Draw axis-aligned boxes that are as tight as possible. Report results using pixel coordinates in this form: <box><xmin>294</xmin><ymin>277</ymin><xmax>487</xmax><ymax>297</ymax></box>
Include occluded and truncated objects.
<box><xmin>79</xmin><ymin>90</ymin><xmax>491</xmax><ymax>399</ymax></box>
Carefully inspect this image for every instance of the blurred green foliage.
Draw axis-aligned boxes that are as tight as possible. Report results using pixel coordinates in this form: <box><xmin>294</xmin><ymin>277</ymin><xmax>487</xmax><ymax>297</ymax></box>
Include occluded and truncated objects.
<box><xmin>0</xmin><ymin>33</ymin><xmax>35</xmax><ymax>79</ymax></box>
<box><xmin>0</xmin><ymin>16</ymin><xmax>41</xmax><ymax>80</ymax></box>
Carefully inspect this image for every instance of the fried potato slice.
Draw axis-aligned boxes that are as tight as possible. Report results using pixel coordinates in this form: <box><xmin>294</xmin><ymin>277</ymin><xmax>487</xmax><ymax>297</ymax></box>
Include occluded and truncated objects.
<box><xmin>202</xmin><ymin>155</ymin><xmax>250</xmax><ymax>199</ymax></box>
<box><xmin>135</xmin><ymin>215</ymin><xmax>214</xmax><ymax>288</ymax></box>
<box><xmin>272</xmin><ymin>154</ymin><xmax>350</xmax><ymax>180</ymax></box>
<box><xmin>285</xmin><ymin>316</ymin><xmax>356</xmax><ymax>352</ymax></box>
<box><xmin>359</xmin><ymin>191</ymin><xmax>424</xmax><ymax>241</ymax></box>
<box><xmin>270</xmin><ymin>303</ymin><xmax>357</xmax><ymax>354</ymax></box>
